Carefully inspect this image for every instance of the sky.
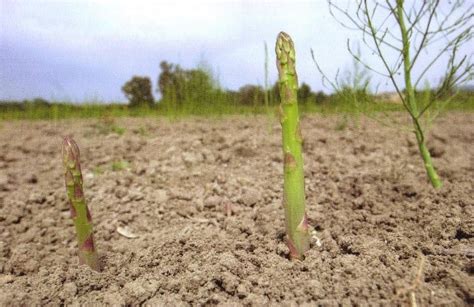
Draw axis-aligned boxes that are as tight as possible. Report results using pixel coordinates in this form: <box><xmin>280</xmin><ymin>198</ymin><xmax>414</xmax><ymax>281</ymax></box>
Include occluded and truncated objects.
<box><xmin>0</xmin><ymin>0</ymin><xmax>472</xmax><ymax>103</ymax></box>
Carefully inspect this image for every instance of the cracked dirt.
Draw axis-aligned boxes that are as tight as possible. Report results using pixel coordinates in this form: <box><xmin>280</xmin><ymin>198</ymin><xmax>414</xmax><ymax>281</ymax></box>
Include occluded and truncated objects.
<box><xmin>0</xmin><ymin>113</ymin><xmax>472</xmax><ymax>305</ymax></box>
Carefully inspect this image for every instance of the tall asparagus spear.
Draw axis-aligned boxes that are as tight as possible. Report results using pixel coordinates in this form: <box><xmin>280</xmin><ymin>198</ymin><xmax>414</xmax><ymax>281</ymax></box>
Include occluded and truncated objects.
<box><xmin>275</xmin><ymin>32</ymin><xmax>310</xmax><ymax>260</ymax></box>
<box><xmin>62</xmin><ymin>136</ymin><xmax>101</xmax><ymax>271</ymax></box>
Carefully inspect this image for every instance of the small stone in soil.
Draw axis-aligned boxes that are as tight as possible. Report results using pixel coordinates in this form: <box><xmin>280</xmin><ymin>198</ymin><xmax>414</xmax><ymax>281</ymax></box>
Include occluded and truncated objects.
<box><xmin>0</xmin><ymin>174</ymin><xmax>8</xmax><ymax>190</ymax></box>
<box><xmin>240</xmin><ymin>188</ymin><xmax>260</xmax><ymax>206</ymax></box>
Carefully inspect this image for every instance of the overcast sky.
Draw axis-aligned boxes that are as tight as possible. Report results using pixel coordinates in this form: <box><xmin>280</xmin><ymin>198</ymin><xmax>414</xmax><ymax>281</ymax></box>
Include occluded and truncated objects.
<box><xmin>1</xmin><ymin>0</ymin><xmax>472</xmax><ymax>103</ymax></box>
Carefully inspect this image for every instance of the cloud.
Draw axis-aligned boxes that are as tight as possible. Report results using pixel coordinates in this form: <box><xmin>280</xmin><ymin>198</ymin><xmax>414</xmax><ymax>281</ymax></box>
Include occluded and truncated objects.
<box><xmin>2</xmin><ymin>0</ymin><xmax>341</xmax><ymax>100</ymax></box>
<box><xmin>1</xmin><ymin>0</ymin><xmax>471</xmax><ymax>101</ymax></box>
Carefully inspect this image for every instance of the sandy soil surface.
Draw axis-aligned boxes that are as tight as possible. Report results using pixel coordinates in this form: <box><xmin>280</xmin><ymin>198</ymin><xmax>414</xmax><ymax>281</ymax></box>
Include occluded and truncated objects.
<box><xmin>0</xmin><ymin>113</ymin><xmax>472</xmax><ymax>306</ymax></box>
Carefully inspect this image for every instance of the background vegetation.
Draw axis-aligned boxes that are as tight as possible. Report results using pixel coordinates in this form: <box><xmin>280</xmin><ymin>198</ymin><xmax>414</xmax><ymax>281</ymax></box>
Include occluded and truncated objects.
<box><xmin>1</xmin><ymin>60</ymin><xmax>473</xmax><ymax>120</ymax></box>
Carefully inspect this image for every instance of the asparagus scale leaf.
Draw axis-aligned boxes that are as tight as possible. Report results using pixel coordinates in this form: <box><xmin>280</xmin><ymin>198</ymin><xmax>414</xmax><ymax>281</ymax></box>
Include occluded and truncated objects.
<box><xmin>62</xmin><ymin>136</ymin><xmax>101</xmax><ymax>271</ymax></box>
<box><xmin>275</xmin><ymin>32</ymin><xmax>310</xmax><ymax>260</ymax></box>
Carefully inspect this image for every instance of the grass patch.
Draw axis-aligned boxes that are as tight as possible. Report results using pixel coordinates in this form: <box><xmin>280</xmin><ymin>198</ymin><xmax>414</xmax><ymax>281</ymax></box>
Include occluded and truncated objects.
<box><xmin>93</xmin><ymin>117</ymin><xmax>126</xmax><ymax>136</ymax></box>
<box><xmin>92</xmin><ymin>166</ymin><xmax>105</xmax><ymax>176</ymax></box>
<box><xmin>111</xmin><ymin>160</ymin><xmax>129</xmax><ymax>172</ymax></box>
<box><xmin>0</xmin><ymin>97</ymin><xmax>472</xmax><ymax>121</ymax></box>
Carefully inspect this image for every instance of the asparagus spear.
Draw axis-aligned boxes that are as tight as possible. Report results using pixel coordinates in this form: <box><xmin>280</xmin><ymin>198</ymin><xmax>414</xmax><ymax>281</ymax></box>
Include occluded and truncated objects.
<box><xmin>62</xmin><ymin>136</ymin><xmax>101</xmax><ymax>271</ymax></box>
<box><xmin>275</xmin><ymin>32</ymin><xmax>310</xmax><ymax>260</ymax></box>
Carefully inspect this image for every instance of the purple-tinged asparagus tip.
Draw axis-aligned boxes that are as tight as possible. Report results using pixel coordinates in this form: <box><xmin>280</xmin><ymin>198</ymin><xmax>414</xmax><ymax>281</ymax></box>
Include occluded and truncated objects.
<box><xmin>81</xmin><ymin>236</ymin><xmax>95</xmax><ymax>252</ymax></box>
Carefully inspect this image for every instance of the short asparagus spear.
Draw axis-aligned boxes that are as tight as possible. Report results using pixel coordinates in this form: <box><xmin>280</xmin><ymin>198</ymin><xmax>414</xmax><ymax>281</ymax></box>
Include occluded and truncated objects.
<box><xmin>275</xmin><ymin>32</ymin><xmax>310</xmax><ymax>260</ymax></box>
<box><xmin>62</xmin><ymin>136</ymin><xmax>101</xmax><ymax>271</ymax></box>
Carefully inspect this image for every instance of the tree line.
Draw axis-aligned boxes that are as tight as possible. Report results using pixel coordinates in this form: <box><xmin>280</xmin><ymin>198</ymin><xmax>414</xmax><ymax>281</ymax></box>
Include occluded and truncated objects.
<box><xmin>121</xmin><ymin>61</ymin><xmax>332</xmax><ymax>109</ymax></box>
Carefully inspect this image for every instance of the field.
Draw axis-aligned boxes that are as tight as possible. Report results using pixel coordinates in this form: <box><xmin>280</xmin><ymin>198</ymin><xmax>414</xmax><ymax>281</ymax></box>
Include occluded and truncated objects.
<box><xmin>0</xmin><ymin>112</ymin><xmax>472</xmax><ymax>305</ymax></box>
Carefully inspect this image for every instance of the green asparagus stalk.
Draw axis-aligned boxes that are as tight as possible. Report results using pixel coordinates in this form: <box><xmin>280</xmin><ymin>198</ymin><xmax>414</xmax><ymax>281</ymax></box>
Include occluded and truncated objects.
<box><xmin>275</xmin><ymin>32</ymin><xmax>310</xmax><ymax>260</ymax></box>
<box><xmin>62</xmin><ymin>136</ymin><xmax>101</xmax><ymax>271</ymax></box>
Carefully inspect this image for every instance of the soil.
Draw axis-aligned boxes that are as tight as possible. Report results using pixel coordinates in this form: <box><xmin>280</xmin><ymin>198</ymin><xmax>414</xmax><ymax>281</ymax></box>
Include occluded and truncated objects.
<box><xmin>0</xmin><ymin>113</ymin><xmax>472</xmax><ymax>306</ymax></box>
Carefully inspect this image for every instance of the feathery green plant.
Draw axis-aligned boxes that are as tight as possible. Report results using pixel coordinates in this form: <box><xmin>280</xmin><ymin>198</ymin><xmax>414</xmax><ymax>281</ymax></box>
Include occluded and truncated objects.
<box><xmin>275</xmin><ymin>32</ymin><xmax>310</xmax><ymax>260</ymax></box>
<box><xmin>62</xmin><ymin>136</ymin><xmax>101</xmax><ymax>271</ymax></box>
<box><xmin>325</xmin><ymin>0</ymin><xmax>473</xmax><ymax>188</ymax></box>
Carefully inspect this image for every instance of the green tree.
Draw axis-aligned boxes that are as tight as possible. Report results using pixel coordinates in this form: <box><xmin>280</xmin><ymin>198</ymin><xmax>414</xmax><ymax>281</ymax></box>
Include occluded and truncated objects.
<box><xmin>238</xmin><ymin>84</ymin><xmax>265</xmax><ymax>106</ymax></box>
<box><xmin>122</xmin><ymin>76</ymin><xmax>155</xmax><ymax>108</ymax></box>
<box><xmin>315</xmin><ymin>91</ymin><xmax>328</xmax><ymax>104</ymax></box>
<box><xmin>297</xmin><ymin>82</ymin><xmax>313</xmax><ymax>104</ymax></box>
<box><xmin>157</xmin><ymin>61</ymin><xmax>220</xmax><ymax>110</ymax></box>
